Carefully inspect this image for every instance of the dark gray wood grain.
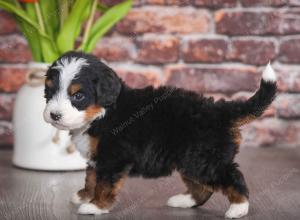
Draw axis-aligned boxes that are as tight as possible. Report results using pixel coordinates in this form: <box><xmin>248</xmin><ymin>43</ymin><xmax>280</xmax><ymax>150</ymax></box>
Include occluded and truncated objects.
<box><xmin>0</xmin><ymin>148</ymin><xmax>300</xmax><ymax>220</ymax></box>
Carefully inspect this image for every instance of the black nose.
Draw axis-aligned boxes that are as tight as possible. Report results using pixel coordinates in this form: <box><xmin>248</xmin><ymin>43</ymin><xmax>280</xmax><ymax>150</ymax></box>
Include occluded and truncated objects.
<box><xmin>50</xmin><ymin>112</ymin><xmax>62</xmax><ymax>121</ymax></box>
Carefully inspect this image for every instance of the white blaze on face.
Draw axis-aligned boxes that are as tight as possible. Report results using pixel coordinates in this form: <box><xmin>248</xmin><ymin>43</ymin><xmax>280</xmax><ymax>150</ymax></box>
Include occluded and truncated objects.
<box><xmin>43</xmin><ymin>57</ymin><xmax>89</xmax><ymax>130</ymax></box>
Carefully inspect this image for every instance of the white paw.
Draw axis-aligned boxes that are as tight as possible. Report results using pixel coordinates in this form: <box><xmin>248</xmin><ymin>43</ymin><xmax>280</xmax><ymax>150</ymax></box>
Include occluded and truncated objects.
<box><xmin>225</xmin><ymin>201</ymin><xmax>249</xmax><ymax>219</ymax></box>
<box><xmin>167</xmin><ymin>194</ymin><xmax>196</xmax><ymax>208</ymax></box>
<box><xmin>78</xmin><ymin>203</ymin><xmax>109</xmax><ymax>215</ymax></box>
<box><xmin>71</xmin><ymin>192</ymin><xmax>90</xmax><ymax>205</ymax></box>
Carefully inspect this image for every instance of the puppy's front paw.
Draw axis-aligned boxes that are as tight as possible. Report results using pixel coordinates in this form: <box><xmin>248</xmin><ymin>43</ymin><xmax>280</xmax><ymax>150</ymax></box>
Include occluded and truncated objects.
<box><xmin>167</xmin><ymin>194</ymin><xmax>196</xmax><ymax>208</ymax></box>
<box><xmin>225</xmin><ymin>201</ymin><xmax>249</xmax><ymax>219</ymax></box>
<box><xmin>78</xmin><ymin>203</ymin><xmax>109</xmax><ymax>215</ymax></box>
<box><xmin>71</xmin><ymin>192</ymin><xmax>91</xmax><ymax>205</ymax></box>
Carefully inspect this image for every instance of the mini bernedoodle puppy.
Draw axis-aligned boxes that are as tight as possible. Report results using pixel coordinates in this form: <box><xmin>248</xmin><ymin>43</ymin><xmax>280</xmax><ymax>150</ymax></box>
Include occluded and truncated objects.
<box><xmin>43</xmin><ymin>51</ymin><xmax>277</xmax><ymax>218</ymax></box>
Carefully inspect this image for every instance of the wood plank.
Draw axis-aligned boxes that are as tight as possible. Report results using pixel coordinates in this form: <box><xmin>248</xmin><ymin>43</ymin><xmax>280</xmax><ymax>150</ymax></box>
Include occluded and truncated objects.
<box><xmin>0</xmin><ymin>148</ymin><xmax>300</xmax><ymax>220</ymax></box>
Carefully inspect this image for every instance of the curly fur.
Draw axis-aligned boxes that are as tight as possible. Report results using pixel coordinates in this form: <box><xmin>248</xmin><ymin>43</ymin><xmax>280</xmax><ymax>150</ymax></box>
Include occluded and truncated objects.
<box><xmin>44</xmin><ymin>52</ymin><xmax>277</xmax><ymax>218</ymax></box>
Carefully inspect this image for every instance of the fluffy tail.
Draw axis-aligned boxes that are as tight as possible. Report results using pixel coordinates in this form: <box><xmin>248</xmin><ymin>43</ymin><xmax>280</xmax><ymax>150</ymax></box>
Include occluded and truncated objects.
<box><xmin>228</xmin><ymin>63</ymin><xmax>277</xmax><ymax>126</ymax></box>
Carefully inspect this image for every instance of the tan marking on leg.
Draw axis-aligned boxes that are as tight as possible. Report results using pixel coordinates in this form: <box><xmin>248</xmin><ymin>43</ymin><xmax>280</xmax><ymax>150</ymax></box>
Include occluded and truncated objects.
<box><xmin>45</xmin><ymin>79</ymin><xmax>53</xmax><ymax>88</ymax></box>
<box><xmin>224</xmin><ymin>186</ymin><xmax>249</xmax><ymax>218</ymax></box>
<box><xmin>223</xmin><ymin>186</ymin><xmax>247</xmax><ymax>204</ymax></box>
<box><xmin>91</xmin><ymin>176</ymin><xmax>127</xmax><ymax>209</ymax></box>
<box><xmin>77</xmin><ymin>167</ymin><xmax>97</xmax><ymax>201</ymax></box>
<box><xmin>89</xmin><ymin>136</ymin><xmax>99</xmax><ymax>157</ymax></box>
<box><xmin>85</xmin><ymin>105</ymin><xmax>104</xmax><ymax>121</ymax></box>
<box><xmin>181</xmin><ymin>175</ymin><xmax>213</xmax><ymax>206</ymax></box>
<box><xmin>68</xmin><ymin>83</ymin><xmax>81</xmax><ymax>96</ymax></box>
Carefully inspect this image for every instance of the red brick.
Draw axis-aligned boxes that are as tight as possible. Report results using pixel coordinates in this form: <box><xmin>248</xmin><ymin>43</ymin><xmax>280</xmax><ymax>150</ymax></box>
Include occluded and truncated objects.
<box><xmin>194</xmin><ymin>0</ymin><xmax>236</xmax><ymax>8</ymax></box>
<box><xmin>280</xmin><ymin>9</ymin><xmax>300</xmax><ymax>35</ymax></box>
<box><xmin>0</xmin><ymin>35</ymin><xmax>32</xmax><ymax>63</ymax></box>
<box><xmin>279</xmin><ymin>38</ymin><xmax>300</xmax><ymax>63</ymax></box>
<box><xmin>241</xmin><ymin>118</ymin><xmax>300</xmax><ymax>147</ymax></box>
<box><xmin>227</xmin><ymin>39</ymin><xmax>276</xmax><ymax>65</ymax></box>
<box><xmin>114</xmin><ymin>65</ymin><xmax>162</xmax><ymax>88</ymax></box>
<box><xmin>0</xmin><ymin>11</ymin><xmax>18</xmax><ymax>35</ymax></box>
<box><xmin>215</xmin><ymin>10</ymin><xmax>281</xmax><ymax>35</ymax></box>
<box><xmin>145</xmin><ymin>0</ymin><xmax>165</xmax><ymax>4</ymax></box>
<box><xmin>0</xmin><ymin>121</ymin><xmax>13</xmax><ymax>146</ymax></box>
<box><xmin>102</xmin><ymin>0</ymin><xmax>123</xmax><ymax>5</ymax></box>
<box><xmin>117</xmin><ymin>7</ymin><xmax>211</xmax><ymax>34</ymax></box>
<box><xmin>241</xmin><ymin>0</ymin><xmax>288</xmax><ymax>6</ymax></box>
<box><xmin>290</xmin><ymin>0</ymin><xmax>300</xmax><ymax>6</ymax></box>
<box><xmin>102</xmin><ymin>0</ymin><xmax>140</xmax><ymax>6</ymax></box>
<box><xmin>165</xmin><ymin>65</ymin><xmax>259</xmax><ymax>94</ymax></box>
<box><xmin>183</xmin><ymin>38</ymin><xmax>228</xmax><ymax>63</ymax></box>
<box><xmin>275</xmin><ymin>65</ymin><xmax>300</xmax><ymax>92</ymax></box>
<box><xmin>0</xmin><ymin>66</ymin><xmax>27</xmax><ymax>92</ymax></box>
<box><xmin>145</xmin><ymin>0</ymin><xmax>192</xmax><ymax>5</ymax></box>
<box><xmin>262</xmin><ymin>107</ymin><xmax>276</xmax><ymax>118</ymax></box>
<box><xmin>136</xmin><ymin>36</ymin><xmax>179</xmax><ymax>64</ymax></box>
<box><xmin>216</xmin><ymin>9</ymin><xmax>300</xmax><ymax>36</ymax></box>
<box><xmin>93</xmin><ymin>37</ymin><xmax>134</xmax><ymax>62</ymax></box>
<box><xmin>166</xmin><ymin>0</ymin><xmax>192</xmax><ymax>5</ymax></box>
<box><xmin>0</xmin><ymin>94</ymin><xmax>15</xmax><ymax>120</ymax></box>
<box><xmin>275</xmin><ymin>94</ymin><xmax>300</xmax><ymax>119</ymax></box>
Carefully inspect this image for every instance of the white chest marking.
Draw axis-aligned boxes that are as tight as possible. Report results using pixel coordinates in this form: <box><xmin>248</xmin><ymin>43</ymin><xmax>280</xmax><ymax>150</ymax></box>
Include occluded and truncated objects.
<box><xmin>72</xmin><ymin>133</ymin><xmax>91</xmax><ymax>159</ymax></box>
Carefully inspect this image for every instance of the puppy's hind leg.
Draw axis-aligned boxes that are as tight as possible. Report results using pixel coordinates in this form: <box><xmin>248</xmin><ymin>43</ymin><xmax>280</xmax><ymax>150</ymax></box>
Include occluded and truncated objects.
<box><xmin>222</xmin><ymin>165</ymin><xmax>249</xmax><ymax>219</ymax></box>
<box><xmin>167</xmin><ymin>174</ymin><xmax>213</xmax><ymax>208</ymax></box>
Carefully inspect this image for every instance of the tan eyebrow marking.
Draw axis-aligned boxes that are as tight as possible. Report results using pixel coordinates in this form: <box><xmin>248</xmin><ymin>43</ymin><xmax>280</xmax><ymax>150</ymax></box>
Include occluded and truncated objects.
<box><xmin>68</xmin><ymin>83</ymin><xmax>82</xmax><ymax>95</ymax></box>
<box><xmin>45</xmin><ymin>79</ymin><xmax>54</xmax><ymax>88</ymax></box>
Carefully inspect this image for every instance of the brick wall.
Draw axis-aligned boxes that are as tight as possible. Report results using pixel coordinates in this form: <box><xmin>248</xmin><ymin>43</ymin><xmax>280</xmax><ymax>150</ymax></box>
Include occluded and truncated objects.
<box><xmin>1</xmin><ymin>0</ymin><xmax>300</xmax><ymax>148</ymax></box>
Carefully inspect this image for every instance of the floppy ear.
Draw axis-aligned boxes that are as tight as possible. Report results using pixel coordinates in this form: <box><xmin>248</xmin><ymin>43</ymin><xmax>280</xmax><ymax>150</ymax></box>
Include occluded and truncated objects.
<box><xmin>94</xmin><ymin>67</ymin><xmax>122</xmax><ymax>107</ymax></box>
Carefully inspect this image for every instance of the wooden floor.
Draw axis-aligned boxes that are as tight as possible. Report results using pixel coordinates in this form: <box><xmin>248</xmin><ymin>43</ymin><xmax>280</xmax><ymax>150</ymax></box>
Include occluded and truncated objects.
<box><xmin>0</xmin><ymin>148</ymin><xmax>300</xmax><ymax>220</ymax></box>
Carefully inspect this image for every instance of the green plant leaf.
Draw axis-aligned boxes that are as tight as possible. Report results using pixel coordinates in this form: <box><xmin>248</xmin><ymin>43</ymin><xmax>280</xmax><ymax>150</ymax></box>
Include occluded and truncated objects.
<box><xmin>11</xmin><ymin>1</ymin><xmax>42</xmax><ymax>61</ymax></box>
<box><xmin>0</xmin><ymin>1</ymin><xmax>60</xmax><ymax>62</ymax></box>
<box><xmin>58</xmin><ymin>0</ymin><xmax>69</xmax><ymax>31</ymax></box>
<box><xmin>56</xmin><ymin>0</ymin><xmax>92</xmax><ymax>53</ymax></box>
<box><xmin>28</xmin><ymin>2</ymin><xmax>59</xmax><ymax>63</ymax></box>
<box><xmin>0</xmin><ymin>1</ymin><xmax>42</xmax><ymax>36</ymax></box>
<box><xmin>40</xmin><ymin>0</ymin><xmax>60</xmax><ymax>39</ymax></box>
<box><xmin>81</xmin><ymin>0</ymin><xmax>132</xmax><ymax>53</ymax></box>
<box><xmin>74</xmin><ymin>2</ymin><xmax>92</xmax><ymax>42</ymax></box>
<box><xmin>20</xmin><ymin>4</ymin><xmax>42</xmax><ymax>61</ymax></box>
<box><xmin>97</xmin><ymin>2</ymin><xmax>108</xmax><ymax>13</ymax></box>
<box><xmin>39</xmin><ymin>37</ymin><xmax>60</xmax><ymax>63</ymax></box>
<box><xmin>80</xmin><ymin>0</ymin><xmax>97</xmax><ymax>50</ymax></box>
<box><xmin>25</xmin><ymin>2</ymin><xmax>37</xmax><ymax>20</ymax></box>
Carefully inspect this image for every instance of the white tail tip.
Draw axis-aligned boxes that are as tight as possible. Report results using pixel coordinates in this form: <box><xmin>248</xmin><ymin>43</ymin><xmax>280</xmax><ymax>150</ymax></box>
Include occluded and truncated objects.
<box><xmin>262</xmin><ymin>62</ymin><xmax>277</xmax><ymax>83</ymax></box>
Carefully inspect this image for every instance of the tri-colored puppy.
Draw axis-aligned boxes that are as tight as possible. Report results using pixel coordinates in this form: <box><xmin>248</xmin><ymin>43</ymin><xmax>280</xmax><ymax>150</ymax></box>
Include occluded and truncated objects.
<box><xmin>43</xmin><ymin>51</ymin><xmax>277</xmax><ymax>218</ymax></box>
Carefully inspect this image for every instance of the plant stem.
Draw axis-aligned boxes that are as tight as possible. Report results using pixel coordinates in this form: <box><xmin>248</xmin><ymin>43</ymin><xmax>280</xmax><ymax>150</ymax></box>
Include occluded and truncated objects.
<box><xmin>12</xmin><ymin>0</ymin><xmax>21</xmax><ymax>8</ymax></box>
<box><xmin>80</xmin><ymin>0</ymin><xmax>97</xmax><ymax>50</ymax></box>
<box><xmin>34</xmin><ymin>2</ymin><xmax>45</xmax><ymax>33</ymax></box>
<box><xmin>59</xmin><ymin>0</ymin><xmax>69</xmax><ymax>29</ymax></box>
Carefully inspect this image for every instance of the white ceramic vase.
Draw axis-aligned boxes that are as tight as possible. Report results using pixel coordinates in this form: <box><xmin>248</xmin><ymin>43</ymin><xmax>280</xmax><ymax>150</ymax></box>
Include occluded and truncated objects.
<box><xmin>12</xmin><ymin>62</ymin><xmax>86</xmax><ymax>171</ymax></box>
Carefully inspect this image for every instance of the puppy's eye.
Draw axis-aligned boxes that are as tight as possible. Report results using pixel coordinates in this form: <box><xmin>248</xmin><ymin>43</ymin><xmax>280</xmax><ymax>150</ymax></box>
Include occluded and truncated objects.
<box><xmin>72</xmin><ymin>92</ymin><xmax>85</xmax><ymax>101</ymax></box>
